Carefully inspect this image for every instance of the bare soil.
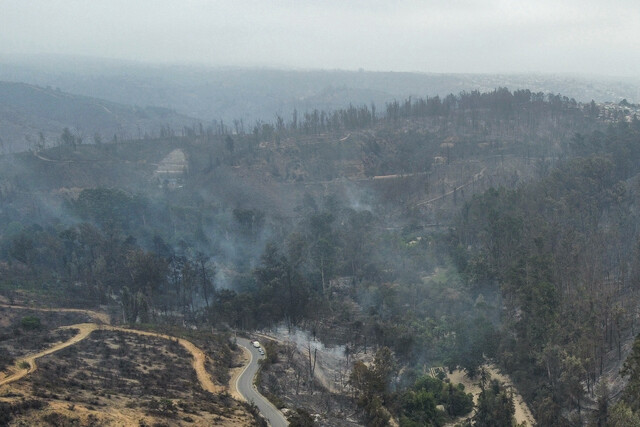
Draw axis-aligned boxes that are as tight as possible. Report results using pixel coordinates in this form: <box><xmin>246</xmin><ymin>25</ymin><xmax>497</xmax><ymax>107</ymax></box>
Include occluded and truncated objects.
<box><xmin>445</xmin><ymin>364</ymin><xmax>536</xmax><ymax>426</ymax></box>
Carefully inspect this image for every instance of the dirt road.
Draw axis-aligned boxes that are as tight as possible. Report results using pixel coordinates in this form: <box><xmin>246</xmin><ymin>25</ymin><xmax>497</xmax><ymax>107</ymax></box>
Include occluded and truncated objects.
<box><xmin>0</xmin><ymin>323</ymin><xmax>98</xmax><ymax>387</ymax></box>
<box><xmin>446</xmin><ymin>365</ymin><xmax>536</xmax><ymax>426</ymax></box>
<box><xmin>0</xmin><ymin>305</ymin><xmax>286</xmax><ymax>425</ymax></box>
<box><xmin>102</xmin><ymin>325</ymin><xmax>223</xmax><ymax>394</ymax></box>
<box><xmin>0</xmin><ymin>318</ymin><xmax>222</xmax><ymax>394</ymax></box>
<box><xmin>486</xmin><ymin>365</ymin><xmax>536</xmax><ymax>426</ymax></box>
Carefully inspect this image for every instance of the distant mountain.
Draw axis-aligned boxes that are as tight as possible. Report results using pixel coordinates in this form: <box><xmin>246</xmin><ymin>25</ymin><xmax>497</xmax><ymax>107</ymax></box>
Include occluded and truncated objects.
<box><xmin>1</xmin><ymin>55</ymin><xmax>639</xmax><ymax>126</ymax></box>
<box><xmin>0</xmin><ymin>81</ymin><xmax>198</xmax><ymax>153</ymax></box>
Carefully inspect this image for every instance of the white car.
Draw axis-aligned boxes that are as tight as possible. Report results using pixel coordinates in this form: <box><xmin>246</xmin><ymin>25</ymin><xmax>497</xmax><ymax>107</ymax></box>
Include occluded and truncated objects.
<box><xmin>258</xmin><ymin>348</ymin><xmax>265</xmax><ymax>355</ymax></box>
<box><xmin>252</xmin><ymin>340</ymin><xmax>261</xmax><ymax>348</ymax></box>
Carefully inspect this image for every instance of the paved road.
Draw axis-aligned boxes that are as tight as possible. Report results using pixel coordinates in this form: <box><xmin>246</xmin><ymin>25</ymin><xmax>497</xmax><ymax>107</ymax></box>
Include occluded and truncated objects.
<box><xmin>236</xmin><ymin>337</ymin><xmax>288</xmax><ymax>427</ymax></box>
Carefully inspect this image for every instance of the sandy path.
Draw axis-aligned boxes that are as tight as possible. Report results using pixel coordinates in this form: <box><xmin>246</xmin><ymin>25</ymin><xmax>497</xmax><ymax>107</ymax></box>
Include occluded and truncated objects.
<box><xmin>0</xmin><ymin>320</ymin><xmax>223</xmax><ymax>394</ymax></box>
<box><xmin>103</xmin><ymin>325</ymin><xmax>224</xmax><ymax>394</ymax></box>
<box><xmin>486</xmin><ymin>365</ymin><xmax>536</xmax><ymax>426</ymax></box>
<box><xmin>445</xmin><ymin>364</ymin><xmax>535</xmax><ymax>426</ymax></box>
<box><xmin>416</xmin><ymin>167</ymin><xmax>486</xmax><ymax>207</ymax></box>
<box><xmin>0</xmin><ymin>303</ymin><xmax>110</xmax><ymax>324</ymax></box>
<box><xmin>0</xmin><ymin>323</ymin><xmax>98</xmax><ymax>387</ymax></box>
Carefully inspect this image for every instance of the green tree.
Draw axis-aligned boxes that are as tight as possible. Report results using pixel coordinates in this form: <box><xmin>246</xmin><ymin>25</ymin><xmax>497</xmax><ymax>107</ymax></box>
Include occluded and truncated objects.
<box><xmin>225</xmin><ymin>135</ymin><xmax>234</xmax><ymax>153</ymax></box>
<box><xmin>473</xmin><ymin>379</ymin><xmax>515</xmax><ymax>427</ymax></box>
<box><xmin>593</xmin><ymin>381</ymin><xmax>609</xmax><ymax>427</ymax></box>
<box><xmin>254</xmin><ymin>243</ymin><xmax>308</xmax><ymax>325</ymax></box>
<box><xmin>60</xmin><ymin>127</ymin><xmax>76</xmax><ymax>149</ymax></box>
<box><xmin>621</xmin><ymin>336</ymin><xmax>640</xmax><ymax>412</ymax></box>
<box><xmin>196</xmin><ymin>252</ymin><xmax>215</xmax><ymax>310</ymax></box>
<box><xmin>233</xmin><ymin>208</ymin><xmax>265</xmax><ymax>241</ymax></box>
<box><xmin>559</xmin><ymin>355</ymin><xmax>586</xmax><ymax>412</ymax></box>
<box><xmin>307</xmin><ymin>212</ymin><xmax>337</xmax><ymax>294</ymax></box>
<box><xmin>20</xmin><ymin>316</ymin><xmax>41</xmax><ymax>330</ymax></box>
<box><xmin>350</xmin><ymin>347</ymin><xmax>396</xmax><ymax>425</ymax></box>
<box><xmin>288</xmin><ymin>408</ymin><xmax>316</xmax><ymax>426</ymax></box>
<box><xmin>399</xmin><ymin>389</ymin><xmax>438</xmax><ymax>425</ymax></box>
<box><xmin>608</xmin><ymin>401</ymin><xmax>640</xmax><ymax>427</ymax></box>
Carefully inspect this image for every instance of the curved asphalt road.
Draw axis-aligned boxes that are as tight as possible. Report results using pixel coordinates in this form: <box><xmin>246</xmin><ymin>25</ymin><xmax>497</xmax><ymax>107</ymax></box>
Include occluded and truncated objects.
<box><xmin>236</xmin><ymin>337</ymin><xmax>288</xmax><ymax>427</ymax></box>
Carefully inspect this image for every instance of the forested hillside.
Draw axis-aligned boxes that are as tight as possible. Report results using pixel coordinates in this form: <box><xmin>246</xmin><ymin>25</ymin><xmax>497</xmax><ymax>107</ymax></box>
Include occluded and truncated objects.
<box><xmin>2</xmin><ymin>88</ymin><xmax>640</xmax><ymax>425</ymax></box>
<box><xmin>453</xmin><ymin>121</ymin><xmax>640</xmax><ymax>424</ymax></box>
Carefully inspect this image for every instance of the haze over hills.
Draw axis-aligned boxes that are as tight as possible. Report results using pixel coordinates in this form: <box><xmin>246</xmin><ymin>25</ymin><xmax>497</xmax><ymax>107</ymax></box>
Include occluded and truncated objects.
<box><xmin>0</xmin><ymin>80</ymin><xmax>198</xmax><ymax>153</ymax></box>
<box><xmin>4</xmin><ymin>55</ymin><xmax>640</xmax><ymax>426</ymax></box>
<box><xmin>3</xmin><ymin>75</ymin><xmax>640</xmax><ymax>425</ymax></box>
<box><xmin>4</xmin><ymin>1</ymin><xmax>640</xmax><ymax>424</ymax></box>
<box><xmin>1</xmin><ymin>54</ymin><xmax>639</xmax><ymax>126</ymax></box>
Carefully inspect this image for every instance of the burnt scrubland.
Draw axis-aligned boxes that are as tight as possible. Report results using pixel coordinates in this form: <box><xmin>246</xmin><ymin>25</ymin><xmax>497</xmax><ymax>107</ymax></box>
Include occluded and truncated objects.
<box><xmin>1</xmin><ymin>326</ymin><xmax>255</xmax><ymax>425</ymax></box>
<box><xmin>0</xmin><ymin>307</ymin><xmax>92</xmax><ymax>369</ymax></box>
<box><xmin>0</xmin><ymin>302</ymin><xmax>260</xmax><ymax>425</ymax></box>
<box><xmin>1</xmin><ymin>88</ymin><xmax>640</xmax><ymax>425</ymax></box>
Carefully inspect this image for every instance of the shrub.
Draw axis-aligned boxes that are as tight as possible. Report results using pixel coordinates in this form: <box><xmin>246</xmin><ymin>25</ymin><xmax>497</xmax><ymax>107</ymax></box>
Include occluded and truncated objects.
<box><xmin>20</xmin><ymin>316</ymin><xmax>41</xmax><ymax>330</ymax></box>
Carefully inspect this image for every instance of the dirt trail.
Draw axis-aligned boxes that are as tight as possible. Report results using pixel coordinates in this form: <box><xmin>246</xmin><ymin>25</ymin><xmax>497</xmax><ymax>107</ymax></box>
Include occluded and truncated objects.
<box><xmin>0</xmin><ymin>323</ymin><xmax>98</xmax><ymax>386</ymax></box>
<box><xmin>102</xmin><ymin>325</ymin><xmax>224</xmax><ymax>394</ymax></box>
<box><xmin>416</xmin><ymin>167</ymin><xmax>486</xmax><ymax>207</ymax></box>
<box><xmin>0</xmin><ymin>303</ymin><xmax>110</xmax><ymax>324</ymax></box>
<box><xmin>486</xmin><ymin>365</ymin><xmax>536</xmax><ymax>426</ymax></box>
<box><xmin>445</xmin><ymin>364</ymin><xmax>536</xmax><ymax>426</ymax></box>
<box><xmin>0</xmin><ymin>306</ymin><xmax>223</xmax><ymax>394</ymax></box>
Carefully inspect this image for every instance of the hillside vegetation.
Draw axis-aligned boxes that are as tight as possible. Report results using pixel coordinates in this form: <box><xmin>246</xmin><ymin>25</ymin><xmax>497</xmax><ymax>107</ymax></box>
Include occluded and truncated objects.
<box><xmin>2</xmin><ymin>88</ymin><xmax>640</xmax><ymax>425</ymax></box>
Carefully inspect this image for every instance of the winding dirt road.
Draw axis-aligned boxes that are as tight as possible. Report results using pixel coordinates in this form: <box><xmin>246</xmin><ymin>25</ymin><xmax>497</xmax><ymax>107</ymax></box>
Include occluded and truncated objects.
<box><xmin>445</xmin><ymin>365</ymin><xmax>536</xmax><ymax>426</ymax></box>
<box><xmin>101</xmin><ymin>325</ymin><xmax>223</xmax><ymax>394</ymax></box>
<box><xmin>0</xmin><ymin>323</ymin><xmax>98</xmax><ymax>387</ymax></box>
<box><xmin>0</xmin><ymin>305</ymin><xmax>222</xmax><ymax>394</ymax></box>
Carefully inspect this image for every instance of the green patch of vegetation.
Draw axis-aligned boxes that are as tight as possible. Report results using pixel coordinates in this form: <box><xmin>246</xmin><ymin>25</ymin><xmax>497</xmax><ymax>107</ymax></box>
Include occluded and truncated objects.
<box><xmin>20</xmin><ymin>316</ymin><xmax>41</xmax><ymax>330</ymax></box>
<box><xmin>473</xmin><ymin>375</ymin><xmax>516</xmax><ymax>427</ymax></box>
<box><xmin>264</xmin><ymin>392</ymin><xmax>285</xmax><ymax>410</ymax></box>
<box><xmin>287</xmin><ymin>408</ymin><xmax>316</xmax><ymax>426</ymax></box>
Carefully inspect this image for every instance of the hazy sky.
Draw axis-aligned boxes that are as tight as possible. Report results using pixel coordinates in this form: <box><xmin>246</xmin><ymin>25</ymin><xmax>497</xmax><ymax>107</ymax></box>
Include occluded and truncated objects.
<box><xmin>2</xmin><ymin>0</ymin><xmax>639</xmax><ymax>76</ymax></box>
